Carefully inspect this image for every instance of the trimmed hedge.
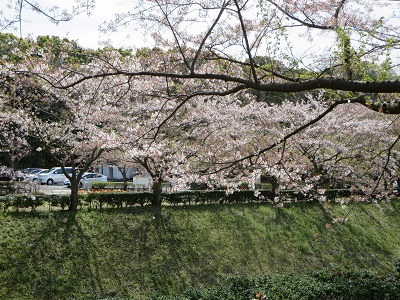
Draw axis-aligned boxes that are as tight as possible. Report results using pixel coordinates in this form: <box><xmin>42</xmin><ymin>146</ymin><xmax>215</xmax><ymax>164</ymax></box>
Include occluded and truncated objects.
<box><xmin>164</xmin><ymin>190</ymin><xmax>274</xmax><ymax>205</ymax></box>
<box><xmin>0</xmin><ymin>193</ymin><xmax>153</xmax><ymax>211</ymax></box>
<box><xmin>91</xmin><ymin>181</ymin><xmax>151</xmax><ymax>191</ymax></box>
<box><xmin>0</xmin><ymin>194</ymin><xmax>45</xmax><ymax>211</ymax></box>
<box><xmin>81</xmin><ymin>192</ymin><xmax>153</xmax><ymax>208</ymax></box>
<box><xmin>0</xmin><ymin>194</ymin><xmax>70</xmax><ymax>211</ymax></box>
<box><xmin>0</xmin><ymin>188</ymin><xmax>377</xmax><ymax>211</ymax></box>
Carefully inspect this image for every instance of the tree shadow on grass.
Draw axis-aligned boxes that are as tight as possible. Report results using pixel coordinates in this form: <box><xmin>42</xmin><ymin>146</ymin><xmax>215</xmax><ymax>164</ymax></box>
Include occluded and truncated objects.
<box><xmin>0</xmin><ymin>211</ymin><xmax>129</xmax><ymax>299</ymax></box>
<box><xmin>3</xmin><ymin>201</ymin><xmax>399</xmax><ymax>299</ymax></box>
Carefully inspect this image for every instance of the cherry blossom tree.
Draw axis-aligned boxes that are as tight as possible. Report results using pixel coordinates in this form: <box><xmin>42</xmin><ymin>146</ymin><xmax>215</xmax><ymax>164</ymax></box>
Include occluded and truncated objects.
<box><xmin>260</xmin><ymin>100</ymin><xmax>400</xmax><ymax>199</ymax></box>
<box><xmin>108</xmin><ymin>76</ymin><xmax>201</xmax><ymax>205</ymax></box>
<box><xmin>1</xmin><ymin>47</ymin><xmax>124</xmax><ymax>210</ymax></box>
<box><xmin>94</xmin><ymin>0</ymin><xmax>400</xmax><ymax>94</ymax></box>
<box><xmin>45</xmin><ymin>78</ymin><xmax>124</xmax><ymax>210</ymax></box>
<box><xmin>2</xmin><ymin>4</ymin><xmax>400</xmax><ymax>208</ymax></box>
<box><xmin>0</xmin><ymin>110</ymin><xmax>31</xmax><ymax>170</ymax></box>
<box><xmin>176</xmin><ymin>93</ymin><xmax>400</xmax><ymax>201</ymax></box>
<box><xmin>3</xmin><ymin>1</ymin><xmax>400</xmax><ymax>173</ymax></box>
<box><xmin>19</xmin><ymin>1</ymin><xmax>398</xmax><ymax>197</ymax></box>
<box><xmin>3</xmin><ymin>1</ymin><xmax>396</xmax><ymax>102</ymax></box>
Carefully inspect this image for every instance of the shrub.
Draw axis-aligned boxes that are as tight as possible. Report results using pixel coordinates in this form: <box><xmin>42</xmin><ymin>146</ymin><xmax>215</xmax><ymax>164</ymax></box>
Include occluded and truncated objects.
<box><xmin>92</xmin><ymin>182</ymin><xmax>150</xmax><ymax>192</ymax></box>
<box><xmin>42</xmin><ymin>194</ymin><xmax>71</xmax><ymax>210</ymax></box>
<box><xmin>81</xmin><ymin>192</ymin><xmax>152</xmax><ymax>208</ymax></box>
<box><xmin>163</xmin><ymin>190</ymin><xmax>273</xmax><ymax>206</ymax></box>
<box><xmin>153</xmin><ymin>269</ymin><xmax>400</xmax><ymax>299</ymax></box>
<box><xmin>0</xmin><ymin>194</ymin><xmax>45</xmax><ymax>211</ymax></box>
<box><xmin>92</xmin><ymin>182</ymin><xmax>126</xmax><ymax>189</ymax></box>
<box><xmin>0</xmin><ymin>188</ymin><xmax>377</xmax><ymax>212</ymax></box>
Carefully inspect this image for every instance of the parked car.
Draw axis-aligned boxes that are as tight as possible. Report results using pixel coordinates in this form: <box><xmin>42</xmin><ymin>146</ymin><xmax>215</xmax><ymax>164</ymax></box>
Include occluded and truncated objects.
<box><xmin>0</xmin><ymin>173</ymin><xmax>11</xmax><ymax>181</ymax></box>
<box><xmin>64</xmin><ymin>173</ymin><xmax>107</xmax><ymax>188</ymax></box>
<box><xmin>21</xmin><ymin>168</ymin><xmax>45</xmax><ymax>175</ymax></box>
<box><xmin>26</xmin><ymin>169</ymin><xmax>49</xmax><ymax>182</ymax></box>
<box><xmin>37</xmin><ymin>167</ymin><xmax>74</xmax><ymax>185</ymax></box>
<box><xmin>0</xmin><ymin>166</ymin><xmax>25</xmax><ymax>181</ymax></box>
<box><xmin>0</xmin><ymin>173</ymin><xmax>25</xmax><ymax>181</ymax></box>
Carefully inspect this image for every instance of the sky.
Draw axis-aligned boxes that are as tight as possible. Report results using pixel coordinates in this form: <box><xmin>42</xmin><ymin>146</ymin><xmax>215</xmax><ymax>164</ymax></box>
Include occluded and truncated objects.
<box><xmin>3</xmin><ymin>0</ymin><xmax>149</xmax><ymax>49</ymax></box>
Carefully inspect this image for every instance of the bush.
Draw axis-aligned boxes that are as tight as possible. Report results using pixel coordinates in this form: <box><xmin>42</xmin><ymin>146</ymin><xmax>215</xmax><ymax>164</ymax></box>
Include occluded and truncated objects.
<box><xmin>44</xmin><ymin>194</ymin><xmax>71</xmax><ymax>210</ymax></box>
<box><xmin>0</xmin><ymin>194</ymin><xmax>45</xmax><ymax>211</ymax></box>
<box><xmin>0</xmin><ymin>192</ymin><xmax>154</xmax><ymax>211</ymax></box>
<box><xmin>92</xmin><ymin>182</ymin><xmax>150</xmax><ymax>192</ymax></box>
<box><xmin>154</xmin><ymin>269</ymin><xmax>400</xmax><ymax>299</ymax></box>
<box><xmin>164</xmin><ymin>190</ymin><xmax>273</xmax><ymax>206</ymax></box>
<box><xmin>0</xmin><ymin>188</ymin><xmax>375</xmax><ymax>212</ymax></box>
<box><xmin>92</xmin><ymin>182</ymin><xmax>128</xmax><ymax>190</ymax></box>
<box><xmin>81</xmin><ymin>192</ymin><xmax>152</xmax><ymax>208</ymax></box>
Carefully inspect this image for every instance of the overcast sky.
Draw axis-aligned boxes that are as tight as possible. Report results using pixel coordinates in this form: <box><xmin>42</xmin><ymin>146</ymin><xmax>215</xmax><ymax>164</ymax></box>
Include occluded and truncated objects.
<box><xmin>3</xmin><ymin>0</ymin><xmax>149</xmax><ymax>49</ymax></box>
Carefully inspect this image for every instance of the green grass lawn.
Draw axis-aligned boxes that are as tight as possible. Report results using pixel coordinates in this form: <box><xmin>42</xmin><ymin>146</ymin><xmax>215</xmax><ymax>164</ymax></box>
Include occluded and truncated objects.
<box><xmin>1</xmin><ymin>200</ymin><xmax>400</xmax><ymax>299</ymax></box>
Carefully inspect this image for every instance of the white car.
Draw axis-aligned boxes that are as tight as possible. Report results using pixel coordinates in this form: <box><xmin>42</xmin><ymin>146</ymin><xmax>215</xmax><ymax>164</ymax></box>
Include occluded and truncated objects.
<box><xmin>37</xmin><ymin>167</ymin><xmax>74</xmax><ymax>185</ymax></box>
<box><xmin>64</xmin><ymin>173</ymin><xmax>107</xmax><ymax>188</ymax></box>
<box><xmin>26</xmin><ymin>169</ymin><xmax>49</xmax><ymax>182</ymax></box>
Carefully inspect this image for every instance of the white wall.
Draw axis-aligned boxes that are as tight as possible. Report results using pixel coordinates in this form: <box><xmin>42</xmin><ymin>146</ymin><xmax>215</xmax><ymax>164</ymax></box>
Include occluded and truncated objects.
<box><xmin>95</xmin><ymin>163</ymin><xmax>138</xmax><ymax>180</ymax></box>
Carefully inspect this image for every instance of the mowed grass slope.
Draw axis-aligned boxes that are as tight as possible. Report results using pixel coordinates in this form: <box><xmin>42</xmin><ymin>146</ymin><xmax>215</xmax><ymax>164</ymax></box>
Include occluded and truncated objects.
<box><xmin>1</xmin><ymin>200</ymin><xmax>400</xmax><ymax>299</ymax></box>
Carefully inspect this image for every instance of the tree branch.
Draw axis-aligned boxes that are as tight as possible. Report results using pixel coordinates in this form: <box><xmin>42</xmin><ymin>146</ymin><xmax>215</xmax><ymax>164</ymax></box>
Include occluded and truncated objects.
<box><xmin>28</xmin><ymin>69</ymin><xmax>400</xmax><ymax>94</ymax></box>
<box><xmin>210</xmin><ymin>95</ymin><xmax>368</xmax><ymax>173</ymax></box>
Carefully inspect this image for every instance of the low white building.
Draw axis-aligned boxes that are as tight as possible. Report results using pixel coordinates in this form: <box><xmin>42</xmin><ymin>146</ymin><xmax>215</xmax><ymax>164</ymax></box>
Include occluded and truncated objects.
<box><xmin>94</xmin><ymin>163</ymin><xmax>138</xmax><ymax>180</ymax></box>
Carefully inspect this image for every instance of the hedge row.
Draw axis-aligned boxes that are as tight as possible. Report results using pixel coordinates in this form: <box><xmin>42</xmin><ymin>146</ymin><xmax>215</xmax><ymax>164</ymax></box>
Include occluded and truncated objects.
<box><xmin>91</xmin><ymin>181</ymin><xmax>151</xmax><ymax>191</ymax></box>
<box><xmin>154</xmin><ymin>268</ymin><xmax>400</xmax><ymax>300</ymax></box>
<box><xmin>0</xmin><ymin>188</ymin><xmax>366</xmax><ymax>211</ymax></box>
<box><xmin>0</xmin><ymin>190</ymin><xmax>269</xmax><ymax>211</ymax></box>
<box><xmin>163</xmin><ymin>188</ymin><xmax>356</xmax><ymax>204</ymax></box>
<box><xmin>0</xmin><ymin>189</ymin><xmax>281</xmax><ymax>211</ymax></box>
<box><xmin>83</xmin><ymin>192</ymin><xmax>153</xmax><ymax>209</ymax></box>
<box><xmin>0</xmin><ymin>194</ymin><xmax>71</xmax><ymax>211</ymax></box>
<box><xmin>0</xmin><ymin>193</ymin><xmax>145</xmax><ymax>211</ymax></box>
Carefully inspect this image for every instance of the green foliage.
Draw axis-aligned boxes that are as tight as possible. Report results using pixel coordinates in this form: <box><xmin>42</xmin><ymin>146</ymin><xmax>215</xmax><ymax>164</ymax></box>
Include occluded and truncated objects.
<box><xmin>0</xmin><ymin>33</ymin><xmax>32</xmax><ymax>63</ymax></box>
<box><xmin>0</xmin><ymin>194</ymin><xmax>44</xmax><ymax>211</ymax></box>
<box><xmin>157</xmin><ymin>269</ymin><xmax>400</xmax><ymax>299</ymax></box>
<box><xmin>394</xmin><ymin>257</ymin><xmax>400</xmax><ymax>276</ymax></box>
<box><xmin>92</xmin><ymin>182</ymin><xmax>134</xmax><ymax>189</ymax></box>
<box><xmin>81</xmin><ymin>192</ymin><xmax>152</xmax><ymax>208</ymax></box>
<box><xmin>35</xmin><ymin>35</ymin><xmax>93</xmax><ymax>65</ymax></box>
<box><xmin>44</xmin><ymin>194</ymin><xmax>71</xmax><ymax>210</ymax></box>
<box><xmin>0</xmin><ymin>194</ymin><xmax>70</xmax><ymax>211</ymax></box>
<box><xmin>0</xmin><ymin>192</ymin><xmax>154</xmax><ymax>211</ymax></box>
<box><xmin>333</xmin><ymin>27</ymin><xmax>396</xmax><ymax>82</ymax></box>
<box><xmin>1</xmin><ymin>189</ymin><xmax>272</xmax><ymax>211</ymax></box>
<box><xmin>164</xmin><ymin>190</ymin><xmax>275</xmax><ymax>205</ymax></box>
<box><xmin>95</xmin><ymin>46</ymin><xmax>134</xmax><ymax>57</ymax></box>
<box><xmin>0</xmin><ymin>188</ymin><xmax>379</xmax><ymax>212</ymax></box>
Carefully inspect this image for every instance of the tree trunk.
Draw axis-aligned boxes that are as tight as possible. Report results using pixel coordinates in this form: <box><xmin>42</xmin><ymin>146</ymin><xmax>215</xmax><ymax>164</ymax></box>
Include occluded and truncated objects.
<box><xmin>271</xmin><ymin>178</ymin><xmax>279</xmax><ymax>200</ymax></box>
<box><xmin>122</xmin><ymin>173</ymin><xmax>128</xmax><ymax>191</ymax></box>
<box><xmin>152</xmin><ymin>180</ymin><xmax>162</xmax><ymax>206</ymax></box>
<box><xmin>117</xmin><ymin>165</ymin><xmax>129</xmax><ymax>191</ymax></box>
<box><xmin>69</xmin><ymin>178</ymin><xmax>79</xmax><ymax>211</ymax></box>
<box><xmin>264</xmin><ymin>175</ymin><xmax>279</xmax><ymax>200</ymax></box>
